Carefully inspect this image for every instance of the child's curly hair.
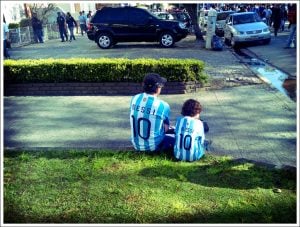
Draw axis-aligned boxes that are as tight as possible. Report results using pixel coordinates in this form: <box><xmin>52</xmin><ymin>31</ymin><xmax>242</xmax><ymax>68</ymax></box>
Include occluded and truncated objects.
<box><xmin>181</xmin><ymin>99</ymin><xmax>202</xmax><ymax>117</ymax></box>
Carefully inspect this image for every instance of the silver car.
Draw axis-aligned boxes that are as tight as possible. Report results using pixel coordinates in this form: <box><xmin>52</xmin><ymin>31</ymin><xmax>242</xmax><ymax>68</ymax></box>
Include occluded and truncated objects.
<box><xmin>215</xmin><ymin>11</ymin><xmax>236</xmax><ymax>36</ymax></box>
<box><xmin>224</xmin><ymin>12</ymin><xmax>271</xmax><ymax>47</ymax></box>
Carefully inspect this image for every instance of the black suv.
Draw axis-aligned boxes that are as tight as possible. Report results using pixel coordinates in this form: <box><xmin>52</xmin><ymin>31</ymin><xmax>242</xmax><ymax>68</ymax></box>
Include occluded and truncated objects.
<box><xmin>170</xmin><ymin>11</ymin><xmax>192</xmax><ymax>29</ymax></box>
<box><xmin>87</xmin><ymin>7</ymin><xmax>189</xmax><ymax>49</ymax></box>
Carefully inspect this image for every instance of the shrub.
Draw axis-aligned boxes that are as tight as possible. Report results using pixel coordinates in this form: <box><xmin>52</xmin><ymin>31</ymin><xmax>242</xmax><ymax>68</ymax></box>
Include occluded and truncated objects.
<box><xmin>8</xmin><ymin>23</ymin><xmax>19</xmax><ymax>29</ymax></box>
<box><xmin>4</xmin><ymin>58</ymin><xmax>208</xmax><ymax>84</ymax></box>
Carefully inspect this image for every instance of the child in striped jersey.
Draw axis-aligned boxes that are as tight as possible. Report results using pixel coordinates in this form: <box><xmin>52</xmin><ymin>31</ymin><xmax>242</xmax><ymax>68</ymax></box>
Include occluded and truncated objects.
<box><xmin>174</xmin><ymin>99</ymin><xmax>209</xmax><ymax>162</ymax></box>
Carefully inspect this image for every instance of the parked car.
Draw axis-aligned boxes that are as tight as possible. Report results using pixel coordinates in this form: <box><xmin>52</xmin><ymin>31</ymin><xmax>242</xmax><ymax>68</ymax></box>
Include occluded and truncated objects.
<box><xmin>152</xmin><ymin>12</ymin><xmax>175</xmax><ymax>20</ymax></box>
<box><xmin>224</xmin><ymin>12</ymin><xmax>271</xmax><ymax>47</ymax></box>
<box><xmin>215</xmin><ymin>11</ymin><xmax>236</xmax><ymax>37</ymax></box>
<box><xmin>87</xmin><ymin>7</ymin><xmax>189</xmax><ymax>49</ymax></box>
<box><xmin>170</xmin><ymin>11</ymin><xmax>192</xmax><ymax>29</ymax></box>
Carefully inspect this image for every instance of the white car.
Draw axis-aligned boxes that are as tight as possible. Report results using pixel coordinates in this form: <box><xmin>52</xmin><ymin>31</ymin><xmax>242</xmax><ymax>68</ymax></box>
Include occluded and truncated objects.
<box><xmin>215</xmin><ymin>11</ymin><xmax>236</xmax><ymax>36</ymax></box>
<box><xmin>224</xmin><ymin>12</ymin><xmax>271</xmax><ymax>47</ymax></box>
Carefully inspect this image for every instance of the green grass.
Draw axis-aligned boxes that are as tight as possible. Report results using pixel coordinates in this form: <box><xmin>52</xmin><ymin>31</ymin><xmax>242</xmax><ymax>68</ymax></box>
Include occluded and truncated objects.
<box><xmin>3</xmin><ymin>150</ymin><xmax>296</xmax><ymax>224</ymax></box>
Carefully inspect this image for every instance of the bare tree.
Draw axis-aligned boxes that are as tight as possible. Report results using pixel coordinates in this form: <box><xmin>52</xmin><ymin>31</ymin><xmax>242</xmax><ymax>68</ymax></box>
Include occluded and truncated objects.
<box><xmin>183</xmin><ymin>4</ymin><xmax>204</xmax><ymax>41</ymax></box>
<box><xmin>28</xmin><ymin>3</ymin><xmax>56</xmax><ymax>23</ymax></box>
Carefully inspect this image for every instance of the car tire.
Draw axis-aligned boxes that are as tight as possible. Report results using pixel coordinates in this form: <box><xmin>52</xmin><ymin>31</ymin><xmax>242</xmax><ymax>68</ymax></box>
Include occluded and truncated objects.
<box><xmin>96</xmin><ymin>33</ymin><xmax>113</xmax><ymax>49</ymax></box>
<box><xmin>159</xmin><ymin>32</ymin><xmax>175</xmax><ymax>48</ymax></box>
<box><xmin>230</xmin><ymin>35</ymin><xmax>239</xmax><ymax>48</ymax></box>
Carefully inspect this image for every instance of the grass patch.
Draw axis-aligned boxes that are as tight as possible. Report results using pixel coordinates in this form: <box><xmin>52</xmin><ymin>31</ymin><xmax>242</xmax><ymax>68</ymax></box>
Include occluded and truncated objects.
<box><xmin>3</xmin><ymin>150</ymin><xmax>296</xmax><ymax>224</ymax></box>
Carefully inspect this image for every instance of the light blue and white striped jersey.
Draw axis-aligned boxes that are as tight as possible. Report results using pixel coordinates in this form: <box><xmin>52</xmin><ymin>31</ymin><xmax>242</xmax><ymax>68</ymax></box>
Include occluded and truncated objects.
<box><xmin>174</xmin><ymin>116</ymin><xmax>205</xmax><ymax>162</ymax></box>
<box><xmin>130</xmin><ymin>93</ymin><xmax>170</xmax><ymax>152</ymax></box>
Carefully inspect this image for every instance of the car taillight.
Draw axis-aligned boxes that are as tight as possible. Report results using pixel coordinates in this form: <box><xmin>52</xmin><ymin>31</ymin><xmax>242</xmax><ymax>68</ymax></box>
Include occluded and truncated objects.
<box><xmin>87</xmin><ymin>23</ymin><xmax>93</xmax><ymax>31</ymax></box>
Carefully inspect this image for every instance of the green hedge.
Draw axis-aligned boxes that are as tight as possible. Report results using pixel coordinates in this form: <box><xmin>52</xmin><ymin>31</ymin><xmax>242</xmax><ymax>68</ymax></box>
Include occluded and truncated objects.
<box><xmin>4</xmin><ymin>58</ymin><xmax>207</xmax><ymax>84</ymax></box>
<box><xmin>8</xmin><ymin>23</ymin><xmax>20</xmax><ymax>29</ymax></box>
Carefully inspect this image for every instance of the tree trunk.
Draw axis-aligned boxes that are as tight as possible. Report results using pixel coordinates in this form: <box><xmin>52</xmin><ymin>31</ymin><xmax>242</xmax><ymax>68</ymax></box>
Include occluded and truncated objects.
<box><xmin>183</xmin><ymin>4</ymin><xmax>204</xmax><ymax>41</ymax></box>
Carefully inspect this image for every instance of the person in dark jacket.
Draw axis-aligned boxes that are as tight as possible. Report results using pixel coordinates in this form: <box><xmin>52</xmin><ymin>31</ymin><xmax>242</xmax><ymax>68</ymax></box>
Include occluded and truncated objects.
<box><xmin>57</xmin><ymin>12</ymin><xmax>68</xmax><ymax>42</ymax></box>
<box><xmin>271</xmin><ymin>4</ymin><xmax>283</xmax><ymax>37</ymax></box>
<box><xmin>31</xmin><ymin>13</ymin><xmax>44</xmax><ymax>43</ymax></box>
<box><xmin>66</xmin><ymin>12</ymin><xmax>77</xmax><ymax>42</ymax></box>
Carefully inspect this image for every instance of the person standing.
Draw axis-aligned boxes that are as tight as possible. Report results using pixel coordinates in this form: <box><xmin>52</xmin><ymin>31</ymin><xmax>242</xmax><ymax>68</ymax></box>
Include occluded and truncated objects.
<box><xmin>78</xmin><ymin>11</ymin><xmax>87</xmax><ymax>35</ymax></box>
<box><xmin>31</xmin><ymin>13</ymin><xmax>44</xmax><ymax>43</ymax></box>
<box><xmin>3</xmin><ymin>17</ymin><xmax>10</xmax><ymax>59</ymax></box>
<box><xmin>174</xmin><ymin>99</ymin><xmax>209</xmax><ymax>162</ymax></box>
<box><xmin>271</xmin><ymin>4</ymin><xmax>283</xmax><ymax>37</ymax></box>
<box><xmin>129</xmin><ymin>73</ymin><xmax>175</xmax><ymax>153</ymax></box>
<box><xmin>285</xmin><ymin>4</ymin><xmax>297</xmax><ymax>48</ymax></box>
<box><xmin>66</xmin><ymin>12</ymin><xmax>77</xmax><ymax>42</ymax></box>
<box><xmin>280</xmin><ymin>5</ymin><xmax>288</xmax><ymax>31</ymax></box>
<box><xmin>57</xmin><ymin>12</ymin><xmax>68</xmax><ymax>42</ymax></box>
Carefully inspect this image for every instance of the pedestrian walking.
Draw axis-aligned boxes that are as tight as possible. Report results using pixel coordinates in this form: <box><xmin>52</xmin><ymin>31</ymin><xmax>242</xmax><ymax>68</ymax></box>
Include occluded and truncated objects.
<box><xmin>31</xmin><ymin>12</ymin><xmax>44</xmax><ymax>43</ymax></box>
<box><xmin>66</xmin><ymin>12</ymin><xmax>77</xmax><ymax>42</ymax></box>
<box><xmin>280</xmin><ymin>5</ymin><xmax>288</xmax><ymax>31</ymax></box>
<box><xmin>3</xmin><ymin>17</ymin><xmax>10</xmax><ymax>59</ymax></box>
<box><xmin>78</xmin><ymin>11</ymin><xmax>87</xmax><ymax>35</ymax></box>
<box><xmin>271</xmin><ymin>4</ymin><xmax>282</xmax><ymax>37</ymax></box>
<box><xmin>86</xmin><ymin>13</ymin><xmax>92</xmax><ymax>28</ymax></box>
<box><xmin>284</xmin><ymin>4</ymin><xmax>297</xmax><ymax>48</ymax></box>
<box><xmin>57</xmin><ymin>12</ymin><xmax>68</xmax><ymax>42</ymax></box>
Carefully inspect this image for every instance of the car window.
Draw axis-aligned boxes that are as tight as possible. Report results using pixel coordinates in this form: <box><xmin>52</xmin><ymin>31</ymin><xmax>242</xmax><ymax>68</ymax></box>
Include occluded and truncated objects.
<box><xmin>92</xmin><ymin>8</ymin><xmax>127</xmax><ymax>23</ymax></box>
<box><xmin>128</xmin><ymin>8</ymin><xmax>150</xmax><ymax>24</ymax></box>
<box><xmin>217</xmin><ymin>12</ymin><xmax>234</xmax><ymax>21</ymax></box>
<box><xmin>155</xmin><ymin>13</ymin><xmax>174</xmax><ymax>20</ymax></box>
<box><xmin>233</xmin><ymin>13</ymin><xmax>262</xmax><ymax>25</ymax></box>
<box><xmin>226</xmin><ymin>15</ymin><xmax>232</xmax><ymax>24</ymax></box>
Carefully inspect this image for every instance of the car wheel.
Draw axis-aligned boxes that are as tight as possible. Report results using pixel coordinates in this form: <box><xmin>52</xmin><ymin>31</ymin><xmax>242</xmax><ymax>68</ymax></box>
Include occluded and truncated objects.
<box><xmin>160</xmin><ymin>32</ymin><xmax>174</xmax><ymax>48</ymax></box>
<box><xmin>96</xmin><ymin>33</ymin><xmax>113</xmax><ymax>49</ymax></box>
<box><xmin>230</xmin><ymin>35</ymin><xmax>239</xmax><ymax>48</ymax></box>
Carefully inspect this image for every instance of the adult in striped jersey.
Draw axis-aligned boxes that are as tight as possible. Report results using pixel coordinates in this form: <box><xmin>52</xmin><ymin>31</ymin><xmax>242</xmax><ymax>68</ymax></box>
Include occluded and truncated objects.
<box><xmin>130</xmin><ymin>73</ymin><xmax>175</xmax><ymax>153</ymax></box>
<box><xmin>174</xmin><ymin>99</ymin><xmax>208</xmax><ymax>162</ymax></box>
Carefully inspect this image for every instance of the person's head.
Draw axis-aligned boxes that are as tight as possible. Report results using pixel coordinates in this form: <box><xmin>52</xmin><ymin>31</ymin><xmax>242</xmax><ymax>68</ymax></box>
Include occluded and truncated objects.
<box><xmin>57</xmin><ymin>12</ymin><xmax>61</xmax><ymax>16</ymax></box>
<box><xmin>32</xmin><ymin>12</ymin><xmax>37</xmax><ymax>18</ymax></box>
<box><xmin>67</xmin><ymin>12</ymin><xmax>71</xmax><ymax>17</ymax></box>
<box><xmin>143</xmin><ymin>73</ymin><xmax>167</xmax><ymax>95</ymax></box>
<box><xmin>181</xmin><ymin>99</ymin><xmax>203</xmax><ymax>118</ymax></box>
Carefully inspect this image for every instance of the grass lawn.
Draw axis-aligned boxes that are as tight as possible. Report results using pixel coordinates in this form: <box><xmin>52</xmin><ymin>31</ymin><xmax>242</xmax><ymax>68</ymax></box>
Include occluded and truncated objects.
<box><xmin>3</xmin><ymin>150</ymin><xmax>296</xmax><ymax>224</ymax></box>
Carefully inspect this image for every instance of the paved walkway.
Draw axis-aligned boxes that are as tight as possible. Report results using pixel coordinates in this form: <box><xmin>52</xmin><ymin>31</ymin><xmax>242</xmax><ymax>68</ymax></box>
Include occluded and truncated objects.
<box><xmin>4</xmin><ymin>33</ymin><xmax>298</xmax><ymax>169</ymax></box>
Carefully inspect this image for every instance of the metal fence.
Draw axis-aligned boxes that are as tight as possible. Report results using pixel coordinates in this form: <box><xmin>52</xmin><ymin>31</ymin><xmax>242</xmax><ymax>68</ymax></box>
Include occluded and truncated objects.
<box><xmin>9</xmin><ymin>24</ymin><xmax>60</xmax><ymax>47</ymax></box>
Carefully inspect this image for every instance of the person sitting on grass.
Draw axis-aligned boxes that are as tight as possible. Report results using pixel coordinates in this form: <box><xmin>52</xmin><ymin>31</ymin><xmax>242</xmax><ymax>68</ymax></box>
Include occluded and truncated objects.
<box><xmin>129</xmin><ymin>73</ymin><xmax>175</xmax><ymax>154</ymax></box>
<box><xmin>174</xmin><ymin>99</ymin><xmax>210</xmax><ymax>162</ymax></box>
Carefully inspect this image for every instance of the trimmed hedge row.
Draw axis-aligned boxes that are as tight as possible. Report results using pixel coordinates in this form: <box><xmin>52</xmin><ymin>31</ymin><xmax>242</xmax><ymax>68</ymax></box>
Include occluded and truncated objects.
<box><xmin>4</xmin><ymin>58</ymin><xmax>207</xmax><ymax>84</ymax></box>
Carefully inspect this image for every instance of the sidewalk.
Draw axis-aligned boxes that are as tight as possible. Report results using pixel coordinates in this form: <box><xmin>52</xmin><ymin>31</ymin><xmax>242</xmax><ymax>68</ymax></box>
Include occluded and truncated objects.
<box><xmin>4</xmin><ymin>84</ymin><xmax>296</xmax><ymax>168</ymax></box>
<box><xmin>4</xmin><ymin>33</ymin><xmax>297</xmax><ymax>169</ymax></box>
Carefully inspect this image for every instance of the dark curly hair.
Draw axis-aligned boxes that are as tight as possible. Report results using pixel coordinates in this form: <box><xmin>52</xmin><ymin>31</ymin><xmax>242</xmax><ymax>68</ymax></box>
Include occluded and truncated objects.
<box><xmin>181</xmin><ymin>99</ymin><xmax>202</xmax><ymax>117</ymax></box>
